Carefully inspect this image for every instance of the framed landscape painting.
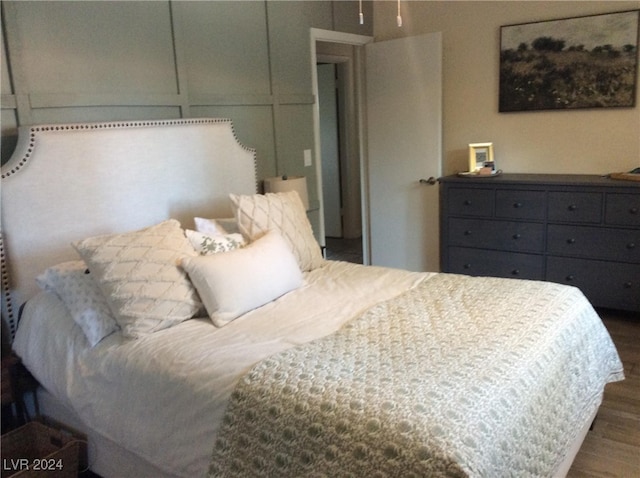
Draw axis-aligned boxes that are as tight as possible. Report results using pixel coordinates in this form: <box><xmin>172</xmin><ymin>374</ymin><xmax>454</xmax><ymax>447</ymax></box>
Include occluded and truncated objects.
<box><xmin>499</xmin><ymin>10</ymin><xmax>639</xmax><ymax>112</ymax></box>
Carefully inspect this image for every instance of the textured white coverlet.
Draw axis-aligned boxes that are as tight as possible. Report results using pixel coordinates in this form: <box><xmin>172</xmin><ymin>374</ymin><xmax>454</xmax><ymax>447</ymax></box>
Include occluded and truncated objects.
<box><xmin>14</xmin><ymin>261</ymin><xmax>427</xmax><ymax>477</ymax></box>
<box><xmin>210</xmin><ymin>274</ymin><xmax>624</xmax><ymax>477</ymax></box>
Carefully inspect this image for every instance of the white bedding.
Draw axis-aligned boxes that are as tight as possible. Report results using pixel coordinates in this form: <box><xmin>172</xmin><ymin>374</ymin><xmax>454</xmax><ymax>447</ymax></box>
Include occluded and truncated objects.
<box><xmin>14</xmin><ymin>261</ymin><xmax>429</xmax><ymax>477</ymax></box>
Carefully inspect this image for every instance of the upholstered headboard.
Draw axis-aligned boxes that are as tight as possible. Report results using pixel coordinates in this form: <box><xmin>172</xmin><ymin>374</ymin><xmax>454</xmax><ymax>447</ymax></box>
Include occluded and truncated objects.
<box><xmin>1</xmin><ymin>118</ymin><xmax>257</xmax><ymax>339</ymax></box>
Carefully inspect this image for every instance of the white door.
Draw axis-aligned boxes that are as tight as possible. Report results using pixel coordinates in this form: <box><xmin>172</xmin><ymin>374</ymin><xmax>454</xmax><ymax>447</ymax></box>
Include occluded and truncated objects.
<box><xmin>366</xmin><ymin>32</ymin><xmax>442</xmax><ymax>272</ymax></box>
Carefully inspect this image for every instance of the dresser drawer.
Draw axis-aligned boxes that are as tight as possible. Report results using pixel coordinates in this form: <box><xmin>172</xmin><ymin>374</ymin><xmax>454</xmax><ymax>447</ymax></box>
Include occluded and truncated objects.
<box><xmin>447</xmin><ymin>188</ymin><xmax>494</xmax><ymax>217</ymax></box>
<box><xmin>449</xmin><ymin>218</ymin><xmax>544</xmax><ymax>252</ymax></box>
<box><xmin>547</xmin><ymin>256</ymin><xmax>640</xmax><ymax>311</ymax></box>
<box><xmin>606</xmin><ymin>193</ymin><xmax>640</xmax><ymax>227</ymax></box>
<box><xmin>548</xmin><ymin>192</ymin><xmax>602</xmax><ymax>224</ymax></box>
<box><xmin>495</xmin><ymin>190</ymin><xmax>545</xmax><ymax>220</ymax></box>
<box><xmin>447</xmin><ymin>247</ymin><xmax>544</xmax><ymax>280</ymax></box>
<box><xmin>547</xmin><ymin>225</ymin><xmax>640</xmax><ymax>263</ymax></box>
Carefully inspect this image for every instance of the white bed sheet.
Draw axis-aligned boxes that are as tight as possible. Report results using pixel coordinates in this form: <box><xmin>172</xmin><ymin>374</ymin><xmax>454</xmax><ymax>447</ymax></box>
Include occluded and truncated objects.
<box><xmin>13</xmin><ymin>260</ymin><xmax>430</xmax><ymax>477</ymax></box>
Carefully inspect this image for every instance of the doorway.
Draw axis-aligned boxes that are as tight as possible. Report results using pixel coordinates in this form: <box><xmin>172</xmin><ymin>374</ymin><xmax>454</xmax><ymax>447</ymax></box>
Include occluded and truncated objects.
<box><xmin>316</xmin><ymin>59</ymin><xmax>363</xmax><ymax>264</ymax></box>
<box><xmin>313</xmin><ymin>30</ymin><xmax>442</xmax><ymax>271</ymax></box>
<box><xmin>311</xmin><ymin>29</ymin><xmax>373</xmax><ymax>264</ymax></box>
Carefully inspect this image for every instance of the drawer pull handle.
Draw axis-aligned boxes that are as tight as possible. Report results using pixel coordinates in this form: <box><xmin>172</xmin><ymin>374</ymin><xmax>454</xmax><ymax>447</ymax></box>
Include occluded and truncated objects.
<box><xmin>630</xmin><ymin>207</ymin><xmax>639</xmax><ymax>215</ymax></box>
<box><xmin>511</xmin><ymin>269</ymin><xmax>520</xmax><ymax>276</ymax></box>
<box><xmin>512</xmin><ymin>233</ymin><xmax>521</xmax><ymax>240</ymax></box>
<box><xmin>464</xmin><ymin>230</ymin><xmax>472</xmax><ymax>236</ymax></box>
<box><xmin>567</xmin><ymin>238</ymin><xmax>576</xmax><ymax>245</ymax></box>
<box><xmin>627</xmin><ymin>243</ymin><xmax>636</xmax><ymax>250</ymax></box>
<box><xmin>568</xmin><ymin>204</ymin><xmax>578</xmax><ymax>211</ymax></box>
<box><xmin>566</xmin><ymin>275</ymin><xmax>575</xmax><ymax>282</ymax></box>
<box><xmin>463</xmin><ymin>263</ymin><xmax>471</xmax><ymax>269</ymax></box>
<box><xmin>513</xmin><ymin>202</ymin><xmax>523</xmax><ymax>208</ymax></box>
<box><xmin>624</xmin><ymin>282</ymin><xmax>632</xmax><ymax>289</ymax></box>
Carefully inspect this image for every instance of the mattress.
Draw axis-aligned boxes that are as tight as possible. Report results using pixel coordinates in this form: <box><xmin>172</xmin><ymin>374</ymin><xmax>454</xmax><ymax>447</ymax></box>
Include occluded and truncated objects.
<box><xmin>13</xmin><ymin>260</ymin><xmax>429</xmax><ymax>477</ymax></box>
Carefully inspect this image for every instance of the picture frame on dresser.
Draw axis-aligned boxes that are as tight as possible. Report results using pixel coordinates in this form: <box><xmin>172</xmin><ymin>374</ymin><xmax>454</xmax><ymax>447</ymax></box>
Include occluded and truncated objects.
<box><xmin>468</xmin><ymin>142</ymin><xmax>494</xmax><ymax>172</ymax></box>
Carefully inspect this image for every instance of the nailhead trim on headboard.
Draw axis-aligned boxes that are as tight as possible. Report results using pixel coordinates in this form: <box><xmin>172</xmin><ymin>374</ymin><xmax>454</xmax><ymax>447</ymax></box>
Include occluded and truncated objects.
<box><xmin>0</xmin><ymin>233</ymin><xmax>16</xmax><ymax>339</ymax></box>
<box><xmin>1</xmin><ymin>117</ymin><xmax>258</xmax><ymax>341</ymax></box>
<box><xmin>1</xmin><ymin>118</ymin><xmax>257</xmax><ymax>180</ymax></box>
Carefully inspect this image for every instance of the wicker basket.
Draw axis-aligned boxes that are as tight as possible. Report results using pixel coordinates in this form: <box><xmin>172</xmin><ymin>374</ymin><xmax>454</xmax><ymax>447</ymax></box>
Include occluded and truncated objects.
<box><xmin>1</xmin><ymin>421</ymin><xmax>80</xmax><ymax>478</ymax></box>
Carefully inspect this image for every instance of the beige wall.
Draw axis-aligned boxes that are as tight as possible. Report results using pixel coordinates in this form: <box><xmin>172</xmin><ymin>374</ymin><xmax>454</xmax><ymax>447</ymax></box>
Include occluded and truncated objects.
<box><xmin>374</xmin><ymin>1</ymin><xmax>640</xmax><ymax>175</ymax></box>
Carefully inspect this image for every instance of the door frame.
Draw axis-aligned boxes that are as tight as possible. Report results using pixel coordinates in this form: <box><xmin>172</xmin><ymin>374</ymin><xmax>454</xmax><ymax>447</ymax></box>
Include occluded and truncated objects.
<box><xmin>310</xmin><ymin>28</ymin><xmax>373</xmax><ymax>263</ymax></box>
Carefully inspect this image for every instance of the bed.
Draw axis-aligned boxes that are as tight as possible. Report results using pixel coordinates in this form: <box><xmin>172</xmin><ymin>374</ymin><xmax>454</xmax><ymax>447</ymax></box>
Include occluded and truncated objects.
<box><xmin>1</xmin><ymin>118</ymin><xmax>624</xmax><ymax>477</ymax></box>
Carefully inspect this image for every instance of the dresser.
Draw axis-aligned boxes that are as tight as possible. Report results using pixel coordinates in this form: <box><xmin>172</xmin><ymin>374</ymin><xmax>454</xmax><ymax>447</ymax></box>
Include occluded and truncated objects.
<box><xmin>440</xmin><ymin>174</ymin><xmax>640</xmax><ymax>312</ymax></box>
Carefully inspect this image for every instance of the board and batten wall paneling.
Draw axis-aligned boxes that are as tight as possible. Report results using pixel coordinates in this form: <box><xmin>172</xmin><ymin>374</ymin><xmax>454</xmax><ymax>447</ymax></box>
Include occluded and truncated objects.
<box><xmin>174</xmin><ymin>0</ymin><xmax>276</xmax><ymax>184</ymax></box>
<box><xmin>176</xmin><ymin>1</ymin><xmax>271</xmax><ymax>98</ymax></box>
<box><xmin>14</xmin><ymin>2</ymin><xmax>177</xmax><ymax>95</ymax></box>
<box><xmin>0</xmin><ymin>1</ymin><xmax>374</xmax><ymax>238</ymax></box>
<box><xmin>2</xmin><ymin>0</ymin><xmax>181</xmax><ymax>125</ymax></box>
<box><xmin>264</xmin><ymin>0</ymin><xmax>333</xmax><ymax>212</ymax></box>
<box><xmin>1</xmin><ymin>9</ymin><xmax>18</xmax><ymax>161</ymax></box>
<box><xmin>191</xmin><ymin>104</ymin><xmax>276</xmax><ymax>185</ymax></box>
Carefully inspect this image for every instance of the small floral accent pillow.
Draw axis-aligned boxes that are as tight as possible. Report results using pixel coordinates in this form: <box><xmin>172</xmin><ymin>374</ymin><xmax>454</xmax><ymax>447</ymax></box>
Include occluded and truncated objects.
<box><xmin>36</xmin><ymin>261</ymin><xmax>120</xmax><ymax>346</ymax></box>
<box><xmin>186</xmin><ymin>230</ymin><xmax>246</xmax><ymax>256</ymax></box>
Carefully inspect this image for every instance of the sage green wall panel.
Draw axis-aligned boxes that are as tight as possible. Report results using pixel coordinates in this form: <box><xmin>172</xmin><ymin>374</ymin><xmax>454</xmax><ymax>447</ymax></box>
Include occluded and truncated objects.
<box><xmin>10</xmin><ymin>1</ymin><xmax>177</xmax><ymax>94</ymax></box>
<box><xmin>0</xmin><ymin>109</ymin><xmax>17</xmax><ymax>134</ymax></box>
<box><xmin>1</xmin><ymin>0</ymin><xmax>345</xmax><ymax>224</ymax></box>
<box><xmin>1</xmin><ymin>14</ymin><xmax>17</xmax><ymax>163</ymax></box>
<box><xmin>1</xmin><ymin>20</ymin><xmax>11</xmax><ymax>95</ymax></box>
<box><xmin>266</xmin><ymin>1</ymin><xmax>334</xmax><ymax>95</ymax></box>
<box><xmin>269</xmin><ymin>102</ymin><xmax>320</xmax><ymax>236</ymax></box>
<box><xmin>274</xmin><ymin>103</ymin><xmax>316</xmax><ymax>198</ymax></box>
<box><xmin>31</xmin><ymin>106</ymin><xmax>181</xmax><ymax>126</ymax></box>
<box><xmin>1</xmin><ymin>109</ymin><xmax>18</xmax><ymax>164</ymax></box>
<box><xmin>177</xmin><ymin>1</ymin><xmax>271</xmax><ymax>96</ymax></box>
<box><xmin>273</xmin><ymin>102</ymin><xmax>321</xmax><ymax>238</ymax></box>
<box><xmin>191</xmin><ymin>105</ymin><xmax>276</xmax><ymax>184</ymax></box>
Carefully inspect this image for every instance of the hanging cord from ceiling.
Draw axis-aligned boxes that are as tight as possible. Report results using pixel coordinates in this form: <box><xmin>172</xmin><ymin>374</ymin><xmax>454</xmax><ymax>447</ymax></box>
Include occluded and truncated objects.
<box><xmin>359</xmin><ymin>0</ymin><xmax>403</xmax><ymax>27</ymax></box>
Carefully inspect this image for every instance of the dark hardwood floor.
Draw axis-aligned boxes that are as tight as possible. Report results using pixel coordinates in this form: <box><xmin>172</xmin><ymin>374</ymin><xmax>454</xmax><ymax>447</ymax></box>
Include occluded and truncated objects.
<box><xmin>325</xmin><ymin>237</ymin><xmax>363</xmax><ymax>264</ymax></box>
<box><xmin>568</xmin><ymin>308</ymin><xmax>640</xmax><ymax>477</ymax></box>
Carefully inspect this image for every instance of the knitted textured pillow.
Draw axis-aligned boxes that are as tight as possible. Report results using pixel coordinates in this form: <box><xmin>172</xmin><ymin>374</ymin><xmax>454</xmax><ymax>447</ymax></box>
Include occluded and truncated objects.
<box><xmin>185</xmin><ymin>230</ymin><xmax>246</xmax><ymax>256</ymax></box>
<box><xmin>230</xmin><ymin>191</ymin><xmax>324</xmax><ymax>272</ymax></box>
<box><xmin>73</xmin><ymin>219</ymin><xmax>202</xmax><ymax>338</ymax></box>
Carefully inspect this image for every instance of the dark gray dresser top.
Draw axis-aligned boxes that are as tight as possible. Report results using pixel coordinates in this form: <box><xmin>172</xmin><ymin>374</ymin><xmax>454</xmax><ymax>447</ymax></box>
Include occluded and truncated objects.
<box><xmin>440</xmin><ymin>173</ymin><xmax>640</xmax><ymax>189</ymax></box>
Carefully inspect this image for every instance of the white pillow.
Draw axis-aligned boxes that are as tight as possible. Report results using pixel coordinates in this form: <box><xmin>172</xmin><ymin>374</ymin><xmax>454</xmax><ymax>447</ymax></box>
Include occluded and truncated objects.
<box><xmin>186</xmin><ymin>230</ymin><xmax>246</xmax><ymax>255</ymax></box>
<box><xmin>36</xmin><ymin>261</ymin><xmax>119</xmax><ymax>346</ymax></box>
<box><xmin>181</xmin><ymin>230</ymin><xmax>303</xmax><ymax>327</ymax></box>
<box><xmin>230</xmin><ymin>191</ymin><xmax>324</xmax><ymax>272</ymax></box>
<box><xmin>73</xmin><ymin>219</ymin><xmax>203</xmax><ymax>339</ymax></box>
<box><xmin>194</xmin><ymin>217</ymin><xmax>240</xmax><ymax>236</ymax></box>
